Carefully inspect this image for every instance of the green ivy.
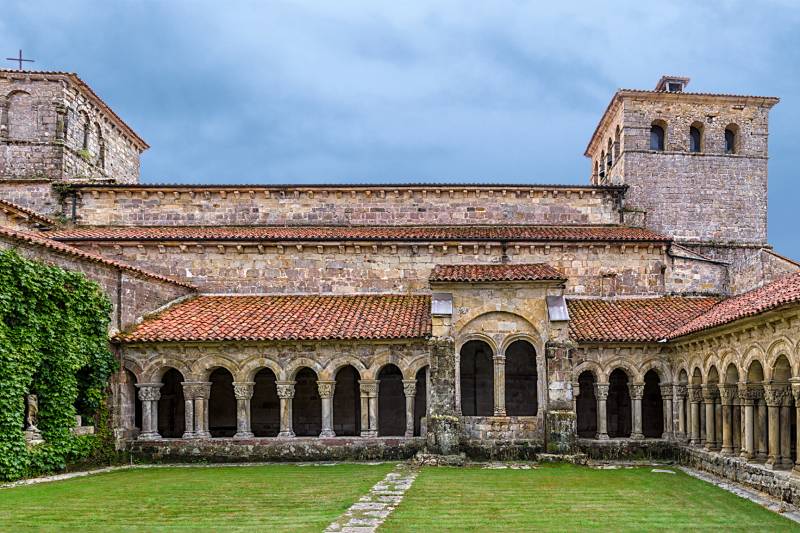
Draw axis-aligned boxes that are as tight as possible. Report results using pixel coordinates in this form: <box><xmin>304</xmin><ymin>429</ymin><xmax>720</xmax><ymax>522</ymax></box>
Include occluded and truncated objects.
<box><xmin>0</xmin><ymin>249</ymin><xmax>118</xmax><ymax>480</ymax></box>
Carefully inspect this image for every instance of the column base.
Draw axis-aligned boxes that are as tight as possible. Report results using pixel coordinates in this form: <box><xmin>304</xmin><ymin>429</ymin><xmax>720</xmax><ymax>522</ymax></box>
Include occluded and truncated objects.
<box><xmin>233</xmin><ymin>431</ymin><xmax>254</xmax><ymax>439</ymax></box>
<box><xmin>319</xmin><ymin>429</ymin><xmax>336</xmax><ymax>438</ymax></box>
<box><xmin>404</xmin><ymin>430</ymin><xmax>414</xmax><ymax>438</ymax></box>
<box><xmin>138</xmin><ymin>432</ymin><xmax>162</xmax><ymax>441</ymax></box>
<box><xmin>193</xmin><ymin>431</ymin><xmax>211</xmax><ymax>439</ymax></box>
<box><xmin>720</xmin><ymin>447</ymin><xmax>735</xmax><ymax>456</ymax></box>
<box><xmin>661</xmin><ymin>432</ymin><xmax>671</xmax><ymax>440</ymax></box>
<box><xmin>780</xmin><ymin>459</ymin><xmax>794</xmax><ymax>469</ymax></box>
<box><xmin>595</xmin><ymin>432</ymin><xmax>610</xmax><ymax>440</ymax></box>
<box><xmin>277</xmin><ymin>430</ymin><xmax>295</xmax><ymax>438</ymax></box>
<box><xmin>493</xmin><ymin>409</ymin><xmax>507</xmax><ymax>417</ymax></box>
<box><xmin>361</xmin><ymin>430</ymin><xmax>378</xmax><ymax>438</ymax></box>
<box><xmin>630</xmin><ymin>433</ymin><xmax>644</xmax><ymax>440</ymax></box>
<box><xmin>765</xmin><ymin>457</ymin><xmax>779</xmax><ymax>470</ymax></box>
<box><xmin>182</xmin><ymin>431</ymin><xmax>196</xmax><ymax>439</ymax></box>
<box><xmin>792</xmin><ymin>465</ymin><xmax>800</xmax><ymax>476</ymax></box>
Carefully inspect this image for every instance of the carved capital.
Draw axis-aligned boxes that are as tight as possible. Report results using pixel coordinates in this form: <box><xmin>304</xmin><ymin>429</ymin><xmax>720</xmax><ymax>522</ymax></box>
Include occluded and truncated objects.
<box><xmin>402</xmin><ymin>379</ymin><xmax>417</xmax><ymax>398</ymax></box>
<box><xmin>233</xmin><ymin>382</ymin><xmax>255</xmax><ymax>400</ymax></box>
<box><xmin>738</xmin><ymin>383</ymin><xmax>762</xmax><ymax>402</ymax></box>
<box><xmin>673</xmin><ymin>385</ymin><xmax>688</xmax><ymax>399</ymax></box>
<box><xmin>718</xmin><ymin>384</ymin><xmax>737</xmax><ymax>404</ymax></box>
<box><xmin>317</xmin><ymin>380</ymin><xmax>336</xmax><ymax>399</ymax></box>
<box><xmin>659</xmin><ymin>384</ymin><xmax>673</xmax><ymax>399</ymax></box>
<box><xmin>276</xmin><ymin>381</ymin><xmax>296</xmax><ymax>399</ymax></box>
<box><xmin>183</xmin><ymin>381</ymin><xmax>212</xmax><ymax>400</ymax></box>
<box><xmin>359</xmin><ymin>379</ymin><xmax>379</xmax><ymax>397</ymax></box>
<box><xmin>688</xmin><ymin>385</ymin><xmax>703</xmax><ymax>403</ymax></box>
<box><xmin>136</xmin><ymin>383</ymin><xmax>162</xmax><ymax>402</ymax></box>
<box><xmin>628</xmin><ymin>383</ymin><xmax>644</xmax><ymax>400</ymax></box>
<box><xmin>594</xmin><ymin>383</ymin><xmax>609</xmax><ymax>401</ymax></box>
<box><xmin>701</xmin><ymin>384</ymin><xmax>719</xmax><ymax>402</ymax></box>
<box><xmin>763</xmin><ymin>384</ymin><xmax>788</xmax><ymax>407</ymax></box>
<box><xmin>792</xmin><ymin>382</ymin><xmax>800</xmax><ymax>403</ymax></box>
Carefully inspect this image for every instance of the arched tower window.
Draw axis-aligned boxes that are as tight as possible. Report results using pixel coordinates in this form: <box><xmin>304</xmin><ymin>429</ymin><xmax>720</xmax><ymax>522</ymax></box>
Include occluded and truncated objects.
<box><xmin>599</xmin><ymin>151</ymin><xmax>606</xmax><ymax>179</ymax></box>
<box><xmin>650</xmin><ymin>122</ymin><xmax>665</xmax><ymax>151</ymax></box>
<box><xmin>614</xmin><ymin>125</ymin><xmax>621</xmax><ymax>158</ymax></box>
<box><xmin>725</xmin><ymin>124</ymin><xmax>738</xmax><ymax>154</ymax></box>
<box><xmin>606</xmin><ymin>138</ymin><xmax>613</xmax><ymax>169</ymax></box>
<box><xmin>80</xmin><ymin>112</ymin><xmax>90</xmax><ymax>151</ymax></box>
<box><xmin>95</xmin><ymin>123</ymin><xmax>106</xmax><ymax>169</ymax></box>
<box><xmin>689</xmin><ymin>123</ymin><xmax>703</xmax><ymax>153</ymax></box>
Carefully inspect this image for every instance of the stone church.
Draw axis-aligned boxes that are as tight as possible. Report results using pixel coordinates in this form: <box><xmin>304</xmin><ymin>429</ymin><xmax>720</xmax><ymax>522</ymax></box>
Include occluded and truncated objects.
<box><xmin>2</xmin><ymin>69</ymin><xmax>800</xmax><ymax>499</ymax></box>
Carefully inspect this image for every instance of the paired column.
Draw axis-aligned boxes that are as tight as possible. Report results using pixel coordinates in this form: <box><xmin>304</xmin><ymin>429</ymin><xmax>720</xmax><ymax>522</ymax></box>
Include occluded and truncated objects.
<box><xmin>233</xmin><ymin>382</ymin><xmax>255</xmax><ymax>439</ymax></box>
<box><xmin>702</xmin><ymin>385</ymin><xmax>718</xmax><ymax>450</ymax></box>
<box><xmin>780</xmin><ymin>393</ymin><xmax>794</xmax><ymax>469</ymax></box>
<box><xmin>594</xmin><ymin>383</ymin><xmax>610</xmax><ymax>440</ymax></box>
<box><xmin>318</xmin><ymin>380</ymin><xmax>336</xmax><ymax>438</ymax></box>
<box><xmin>403</xmin><ymin>379</ymin><xmax>417</xmax><ymax>438</ymax></box>
<box><xmin>674</xmin><ymin>385</ymin><xmax>688</xmax><ymax>442</ymax></box>
<box><xmin>738</xmin><ymin>383</ymin><xmax>759</xmax><ymax>460</ymax></box>
<box><xmin>276</xmin><ymin>381</ymin><xmax>296</xmax><ymax>438</ymax></box>
<box><xmin>719</xmin><ymin>384</ymin><xmax>737</xmax><ymax>455</ymax></box>
<box><xmin>763</xmin><ymin>384</ymin><xmax>786</xmax><ymax>469</ymax></box>
<box><xmin>359</xmin><ymin>380</ymin><xmax>379</xmax><ymax>437</ymax></box>
<box><xmin>660</xmin><ymin>384</ymin><xmax>674</xmax><ymax>440</ymax></box>
<box><xmin>792</xmin><ymin>381</ymin><xmax>800</xmax><ymax>474</ymax></box>
<box><xmin>756</xmin><ymin>395</ymin><xmax>768</xmax><ymax>461</ymax></box>
<box><xmin>182</xmin><ymin>382</ymin><xmax>212</xmax><ymax>438</ymax></box>
<box><xmin>136</xmin><ymin>383</ymin><xmax>162</xmax><ymax>440</ymax></box>
<box><xmin>689</xmin><ymin>385</ymin><xmax>702</xmax><ymax>446</ymax></box>
<box><xmin>628</xmin><ymin>383</ymin><xmax>644</xmax><ymax>440</ymax></box>
<box><xmin>493</xmin><ymin>355</ymin><xmax>506</xmax><ymax>417</ymax></box>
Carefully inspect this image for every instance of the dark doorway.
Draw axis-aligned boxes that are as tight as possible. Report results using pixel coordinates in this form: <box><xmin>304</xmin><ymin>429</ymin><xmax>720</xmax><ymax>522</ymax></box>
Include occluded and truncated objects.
<box><xmin>252</xmin><ymin>368</ymin><xmax>280</xmax><ymax>437</ymax></box>
<box><xmin>333</xmin><ymin>366</ymin><xmax>361</xmax><ymax>436</ymax></box>
<box><xmin>607</xmin><ymin>369</ymin><xmax>631</xmax><ymax>438</ymax></box>
<box><xmin>293</xmin><ymin>368</ymin><xmax>321</xmax><ymax>437</ymax></box>
<box><xmin>158</xmin><ymin>368</ymin><xmax>185</xmax><ymax>438</ymax></box>
<box><xmin>505</xmin><ymin>340</ymin><xmax>538</xmax><ymax>416</ymax></box>
<box><xmin>460</xmin><ymin>340</ymin><xmax>494</xmax><ymax>416</ymax></box>
<box><xmin>378</xmin><ymin>365</ymin><xmax>405</xmax><ymax>436</ymax></box>
<box><xmin>642</xmin><ymin>370</ymin><xmax>664</xmax><ymax>438</ymax></box>
<box><xmin>414</xmin><ymin>367</ymin><xmax>428</xmax><ymax>436</ymax></box>
<box><xmin>577</xmin><ymin>371</ymin><xmax>597</xmax><ymax>438</ymax></box>
<box><xmin>209</xmin><ymin>368</ymin><xmax>236</xmax><ymax>437</ymax></box>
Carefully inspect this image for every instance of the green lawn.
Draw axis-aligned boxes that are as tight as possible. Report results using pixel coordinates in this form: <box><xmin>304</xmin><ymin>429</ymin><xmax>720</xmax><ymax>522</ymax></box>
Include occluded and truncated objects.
<box><xmin>0</xmin><ymin>463</ymin><xmax>394</xmax><ymax>532</ymax></box>
<box><xmin>382</xmin><ymin>464</ymin><xmax>800</xmax><ymax>532</ymax></box>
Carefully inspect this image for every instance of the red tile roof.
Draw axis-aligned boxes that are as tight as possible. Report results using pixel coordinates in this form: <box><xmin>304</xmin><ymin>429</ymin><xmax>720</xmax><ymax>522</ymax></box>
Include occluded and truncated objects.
<box><xmin>669</xmin><ymin>272</ymin><xmax>800</xmax><ymax>338</ymax></box>
<box><xmin>567</xmin><ymin>297</ymin><xmax>719</xmax><ymax>343</ymax></box>
<box><xmin>50</xmin><ymin>225</ymin><xmax>670</xmax><ymax>243</ymax></box>
<box><xmin>0</xmin><ymin>198</ymin><xmax>56</xmax><ymax>227</ymax></box>
<box><xmin>0</xmin><ymin>226</ymin><xmax>194</xmax><ymax>289</ymax></box>
<box><xmin>430</xmin><ymin>263</ymin><xmax>565</xmax><ymax>283</ymax></box>
<box><xmin>115</xmin><ymin>294</ymin><xmax>431</xmax><ymax>343</ymax></box>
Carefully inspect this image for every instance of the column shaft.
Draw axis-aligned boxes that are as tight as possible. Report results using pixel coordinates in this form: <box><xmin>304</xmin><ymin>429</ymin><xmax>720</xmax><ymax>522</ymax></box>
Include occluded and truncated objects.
<box><xmin>595</xmin><ymin>383</ymin><xmax>609</xmax><ymax>440</ymax></box>
<box><xmin>629</xmin><ymin>383</ymin><xmax>644</xmax><ymax>440</ymax></box>
<box><xmin>136</xmin><ymin>383</ymin><xmax>162</xmax><ymax>440</ymax></box>
<box><xmin>233</xmin><ymin>382</ymin><xmax>255</xmax><ymax>439</ymax></box>
<box><xmin>403</xmin><ymin>380</ymin><xmax>417</xmax><ymax>438</ymax></box>
<box><xmin>277</xmin><ymin>381</ymin><xmax>296</xmax><ymax>438</ymax></box>
<box><xmin>493</xmin><ymin>355</ymin><xmax>506</xmax><ymax>417</ymax></box>
<box><xmin>318</xmin><ymin>380</ymin><xmax>336</xmax><ymax>438</ymax></box>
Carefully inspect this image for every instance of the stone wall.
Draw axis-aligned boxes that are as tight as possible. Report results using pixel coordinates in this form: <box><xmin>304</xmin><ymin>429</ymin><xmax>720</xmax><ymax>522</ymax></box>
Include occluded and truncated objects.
<box><xmin>0</xmin><ymin>179</ymin><xmax>61</xmax><ymax>215</ymax></box>
<box><xmin>0</xmin><ymin>72</ymin><xmax>143</xmax><ymax>183</ymax></box>
<box><xmin>66</xmin><ymin>239</ymin><xmax>720</xmax><ymax>296</ymax></box>
<box><xmin>0</xmin><ymin>233</ymin><xmax>192</xmax><ymax>332</ymax></box>
<box><xmin>462</xmin><ymin>415</ymin><xmax>541</xmax><ymax>440</ymax></box>
<box><xmin>725</xmin><ymin>247</ymin><xmax>800</xmax><ymax>295</ymax></box>
<box><xmin>68</xmin><ymin>184</ymin><xmax>624</xmax><ymax>226</ymax></box>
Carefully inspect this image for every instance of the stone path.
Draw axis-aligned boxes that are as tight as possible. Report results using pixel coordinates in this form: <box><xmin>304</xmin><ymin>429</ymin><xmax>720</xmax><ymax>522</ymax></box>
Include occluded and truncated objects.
<box><xmin>325</xmin><ymin>463</ymin><xmax>418</xmax><ymax>533</ymax></box>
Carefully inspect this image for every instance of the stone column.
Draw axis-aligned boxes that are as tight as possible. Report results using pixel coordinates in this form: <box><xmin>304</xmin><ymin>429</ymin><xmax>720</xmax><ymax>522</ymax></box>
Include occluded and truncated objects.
<box><xmin>702</xmin><ymin>385</ymin><xmax>717</xmax><ymax>450</ymax></box>
<box><xmin>318</xmin><ymin>380</ymin><xmax>336</xmax><ymax>438</ymax></box>
<box><xmin>764</xmin><ymin>384</ymin><xmax>785</xmax><ymax>469</ymax></box>
<box><xmin>675</xmin><ymin>385</ymin><xmax>687</xmax><ymax>442</ymax></box>
<box><xmin>493</xmin><ymin>355</ymin><xmax>506</xmax><ymax>417</ymax></box>
<box><xmin>780</xmin><ymin>395</ymin><xmax>793</xmax><ymax>469</ymax></box>
<box><xmin>181</xmin><ymin>382</ymin><xmax>196</xmax><ymax>438</ymax></box>
<box><xmin>719</xmin><ymin>384</ymin><xmax>737</xmax><ymax>455</ymax></box>
<box><xmin>628</xmin><ymin>383</ymin><xmax>644</xmax><ymax>440</ymax></box>
<box><xmin>714</xmin><ymin>399</ymin><xmax>723</xmax><ymax>449</ymax></box>
<box><xmin>192</xmin><ymin>382</ymin><xmax>212</xmax><ymax>438</ymax></box>
<box><xmin>136</xmin><ymin>383</ymin><xmax>162</xmax><ymax>440</ymax></box>
<box><xmin>403</xmin><ymin>379</ymin><xmax>417</xmax><ymax>438</ymax></box>
<box><xmin>792</xmin><ymin>381</ymin><xmax>800</xmax><ymax>474</ymax></box>
<box><xmin>660</xmin><ymin>384</ymin><xmax>674</xmax><ymax>440</ymax></box>
<box><xmin>359</xmin><ymin>380</ymin><xmax>379</xmax><ymax>437</ymax></box>
<box><xmin>738</xmin><ymin>384</ymin><xmax>758</xmax><ymax>460</ymax></box>
<box><xmin>594</xmin><ymin>383</ymin><xmax>610</xmax><ymax>440</ymax></box>
<box><xmin>276</xmin><ymin>381</ymin><xmax>296</xmax><ymax>438</ymax></box>
<box><xmin>233</xmin><ymin>382</ymin><xmax>255</xmax><ymax>439</ymax></box>
<box><xmin>689</xmin><ymin>385</ymin><xmax>702</xmax><ymax>446</ymax></box>
<box><xmin>756</xmin><ymin>396</ymin><xmax>768</xmax><ymax>461</ymax></box>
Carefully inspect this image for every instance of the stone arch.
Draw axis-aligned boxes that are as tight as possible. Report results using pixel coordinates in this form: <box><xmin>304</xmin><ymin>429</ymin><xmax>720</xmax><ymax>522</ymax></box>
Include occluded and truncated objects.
<box><xmin>689</xmin><ymin>121</ymin><xmax>704</xmax><ymax>152</ymax></box>
<box><xmin>725</xmin><ymin>123</ymin><xmax>740</xmax><ymax>154</ymax></box>
<box><xmin>191</xmin><ymin>355</ymin><xmax>240</xmax><ymax>382</ymax></box>
<box><xmin>321</xmin><ymin>356</ymin><xmax>367</xmax><ymax>381</ymax></box>
<box><xmin>238</xmin><ymin>356</ymin><xmax>282</xmax><ymax>383</ymax></box>
<box><xmin>771</xmin><ymin>354</ymin><xmax>792</xmax><ymax>383</ymax></box>
<box><xmin>122</xmin><ymin>358</ymin><xmax>144</xmax><ymax>382</ymax></box>
<box><xmin>724</xmin><ymin>362</ymin><xmax>740</xmax><ymax>384</ymax></box>
<box><xmin>691</xmin><ymin>366</ymin><xmax>703</xmax><ymax>385</ymax></box>
<box><xmin>405</xmin><ymin>355</ymin><xmax>430</xmax><ymax>381</ymax></box>
<box><xmin>364</xmin><ymin>355</ymin><xmax>407</xmax><ymax>381</ymax></box>
<box><xmin>573</xmin><ymin>360</ymin><xmax>603</xmax><ymax>383</ymax></box>
<box><xmin>455</xmin><ymin>307</ymin><xmax>541</xmax><ymax>342</ymax></box>
<box><xmin>141</xmin><ymin>358</ymin><xmax>191</xmax><ymax>383</ymax></box>
<box><xmin>455</xmin><ymin>332</ymin><xmax>498</xmax><ymax>358</ymax></box>
<box><xmin>650</xmin><ymin>119</ymin><xmax>667</xmax><ymax>151</ymax></box>
<box><xmin>614</xmin><ymin>124</ymin><xmax>621</xmax><ymax>158</ymax></box>
<box><xmin>505</xmin><ymin>339</ymin><xmax>538</xmax><ymax>416</ymax></box>
<box><xmin>677</xmin><ymin>368</ymin><xmax>689</xmax><ymax>384</ymax></box>
<box><xmin>413</xmin><ymin>365</ymin><xmax>428</xmax><ymax>437</ymax></box>
<box><xmin>78</xmin><ymin>109</ymin><xmax>90</xmax><ymax>150</ymax></box>
<box><xmin>500</xmin><ymin>333</ymin><xmax>543</xmax><ymax>357</ymax></box>
<box><xmin>604</xmin><ymin>359</ymin><xmax>641</xmax><ymax>383</ymax></box>
<box><xmin>706</xmin><ymin>365</ymin><xmax>720</xmax><ymax>385</ymax></box>
<box><xmin>746</xmin><ymin>359</ymin><xmax>765</xmax><ymax>384</ymax></box>
<box><xmin>639</xmin><ymin>358</ymin><xmax>670</xmax><ymax>384</ymax></box>
<box><xmin>284</xmin><ymin>358</ymin><xmax>324</xmax><ymax>381</ymax></box>
<box><xmin>765</xmin><ymin>338</ymin><xmax>795</xmax><ymax>378</ymax></box>
<box><xmin>741</xmin><ymin>345</ymin><xmax>767</xmax><ymax>380</ymax></box>
<box><xmin>718</xmin><ymin>349</ymin><xmax>741</xmax><ymax>381</ymax></box>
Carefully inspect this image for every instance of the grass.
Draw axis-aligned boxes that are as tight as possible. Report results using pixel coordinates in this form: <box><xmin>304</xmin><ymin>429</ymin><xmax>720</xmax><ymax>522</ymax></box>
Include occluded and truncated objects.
<box><xmin>382</xmin><ymin>464</ymin><xmax>800</xmax><ymax>532</ymax></box>
<box><xmin>0</xmin><ymin>463</ymin><xmax>394</xmax><ymax>532</ymax></box>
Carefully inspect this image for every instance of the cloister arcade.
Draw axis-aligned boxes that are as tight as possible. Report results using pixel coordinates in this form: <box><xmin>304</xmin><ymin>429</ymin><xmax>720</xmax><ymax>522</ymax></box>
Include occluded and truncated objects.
<box><xmin>122</xmin><ymin>356</ymin><xmax>429</xmax><ymax>441</ymax></box>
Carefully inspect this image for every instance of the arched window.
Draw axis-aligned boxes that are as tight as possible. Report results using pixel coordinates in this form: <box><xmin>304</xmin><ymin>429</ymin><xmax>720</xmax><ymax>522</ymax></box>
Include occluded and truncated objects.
<box><xmin>460</xmin><ymin>340</ymin><xmax>494</xmax><ymax>416</ymax></box>
<box><xmin>606</xmin><ymin>138</ymin><xmax>613</xmax><ymax>170</ymax></box>
<box><xmin>599</xmin><ymin>151</ymin><xmax>606</xmax><ymax>179</ymax></box>
<box><xmin>650</xmin><ymin>123</ymin><xmax>665</xmax><ymax>151</ymax></box>
<box><xmin>689</xmin><ymin>124</ymin><xmax>703</xmax><ymax>153</ymax></box>
<box><xmin>614</xmin><ymin>125</ymin><xmax>621</xmax><ymax>158</ymax></box>
<box><xmin>725</xmin><ymin>125</ymin><xmax>738</xmax><ymax>154</ymax></box>
<box><xmin>95</xmin><ymin>123</ymin><xmax>106</xmax><ymax>169</ymax></box>
<box><xmin>80</xmin><ymin>112</ymin><xmax>90</xmax><ymax>151</ymax></box>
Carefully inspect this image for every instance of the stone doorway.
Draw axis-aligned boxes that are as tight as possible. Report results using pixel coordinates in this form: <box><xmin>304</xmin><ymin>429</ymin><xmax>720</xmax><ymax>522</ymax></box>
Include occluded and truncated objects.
<box><xmin>334</xmin><ymin>365</ymin><xmax>361</xmax><ymax>436</ymax></box>
<box><xmin>293</xmin><ymin>368</ymin><xmax>321</xmax><ymax>437</ymax></box>
<box><xmin>460</xmin><ymin>340</ymin><xmax>494</xmax><ymax>416</ymax></box>
<box><xmin>378</xmin><ymin>364</ymin><xmax>405</xmax><ymax>436</ymax></box>
<box><xmin>607</xmin><ymin>369</ymin><xmax>631</xmax><ymax>438</ymax></box>
<box><xmin>252</xmin><ymin>368</ymin><xmax>280</xmax><ymax>437</ymax></box>
<box><xmin>158</xmin><ymin>368</ymin><xmax>185</xmax><ymax>438</ymax></box>
<box><xmin>505</xmin><ymin>340</ymin><xmax>537</xmax><ymax>416</ymax></box>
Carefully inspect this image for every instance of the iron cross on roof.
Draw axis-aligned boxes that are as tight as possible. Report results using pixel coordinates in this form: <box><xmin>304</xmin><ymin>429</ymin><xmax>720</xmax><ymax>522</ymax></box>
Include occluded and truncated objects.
<box><xmin>5</xmin><ymin>49</ymin><xmax>34</xmax><ymax>70</ymax></box>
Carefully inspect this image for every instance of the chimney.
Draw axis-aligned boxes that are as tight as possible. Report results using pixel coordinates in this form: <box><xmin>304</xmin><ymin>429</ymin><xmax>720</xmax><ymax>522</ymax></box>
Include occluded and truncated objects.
<box><xmin>655</xmin><ymin>75</ymin><xmax>690</xmax><ymax>93</ymax></box>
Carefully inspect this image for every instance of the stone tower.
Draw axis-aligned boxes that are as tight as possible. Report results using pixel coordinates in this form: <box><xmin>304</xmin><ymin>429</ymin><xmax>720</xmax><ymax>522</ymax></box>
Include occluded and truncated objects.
<box><xmin>0</xmin><ymin>70</ymin><xmax>147</xmax><ymax>184</ymax></box>
<box><xmin>585</xmin><ymin>75</ymin><xmax>779</xmax><ymax>260</ymax></box>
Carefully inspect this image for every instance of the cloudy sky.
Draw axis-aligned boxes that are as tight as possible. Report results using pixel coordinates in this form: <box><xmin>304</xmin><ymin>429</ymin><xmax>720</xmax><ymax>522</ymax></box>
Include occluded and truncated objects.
<box><xmin>2</xmin><ymin>1</ymin><xmax>798</xmax><ymax>257</ymax></box>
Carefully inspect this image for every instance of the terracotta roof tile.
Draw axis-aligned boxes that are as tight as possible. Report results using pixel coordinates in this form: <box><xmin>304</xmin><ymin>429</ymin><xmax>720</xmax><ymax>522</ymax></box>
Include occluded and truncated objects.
<box><xmin>115</xmin><ymin>294</ymin><xmax>431</xmax><ymax>343</ymax></box>
<box><xmin>50</xmin><ymin>225</ymin><xmax>670</xmax><ymax>243</ymax></box>
<box><xmin>0</xmin><ymin>198</ymin><xmax>56</xmax><ymax>227</ymax></box>
<box><xmin>670</xmin><ymin>272</ymin><xmax>800</xmax><ymax>338</ymax></box>
<box><xmin>567</xmin><ymin>297</ymin><xmax>719</xmax><ymax>343</ymax></box>
<box><xmin>430</xmin><ymin>263</ymin><xmax>565</xmax><ymax>283</ymax></box>
<box><xmin>0</xmin><ymin>226</ymin><xmax>194</xmax><ymax>289</ymax></box>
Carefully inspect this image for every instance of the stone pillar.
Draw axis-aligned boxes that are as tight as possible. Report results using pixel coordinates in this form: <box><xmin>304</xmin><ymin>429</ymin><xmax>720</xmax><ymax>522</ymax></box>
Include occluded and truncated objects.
<box><xmin>719</xmin><ymin>385</ymin><xmax>737</xmax><ymax>455</ymax></box>
<box><xmin>675</xmin><ymin>385</ymin><xmax>687</xmax><ymax>442</ymax></box>
<box><xmin>756</xmin><ymin>397</ymin><xmax>768</xmax><ymax>461</ymax></box>
<box><xmin>318</xmin><ymin>380</ymin><xmax>336</xmax><ymax>438</ymax></box>
<box><xmin>714</xmin><ymin>400</ymin><xmax>723</xmax><ymax>449</ymax></box>
<box><xmin>702</xmin><ymin>385</ymin><xmax>717</xmax><ymax>450</ymax></box>
<box><xmin>136</xmin><ymin>383</ymin><xmax>162</xmax><ymax>440</ymax></box>
<box><xmin>276</xmin><ymin>381</ymin><xmax>296</xmax><ymax>438</ymax></box>
<box><xmin>780</xmin><ymin>396</ymin><xmax>793</xmax><ymax>469</ymax></box>
<box><xmin>792</xmin><ymin>381</ymin><xmax>800</xmax><ymax>474</ymax></box>
<box><xmin>594</xmin><ymin>383</ymin><xmax>610</xmax><ymax>440</ymax></box>
<box><xmin>628</xmin><ymin>383</ymin><xmax>644</xmax><ymax>440</ymax></box>
<box><xmin>493</xmin><ymin>355</ymin><xmax>506</xmax><ymax>417</ymax></box>
<box><xmin>403</xmin><ymin>379</ymin><xmax>417</xmax><ymax>438</ymax></box>
<box><xmin>233</xmin><ymin>382</ymin><xmax>255</xmax><ymax>439</ymax></box>
<box><xmin>764</xmin><ymin>384</ymin><xmax>785</xmax><ymax>469</ymax></box>
<box><xmin>689</xmin><ymin>386</ymin><xmax>702</xmax><ymax>446</ymax></box>
<box><xmin>181</xmin><ymin>382</ymin><xmax>196</xmax><ymax>438</ymax></box>
<box><xmin>359</xmin><ymin>380</ymin><xmax>379</xmax><ymax>437</ymax></box>
<box><xmin>191</xmin><ymin>382</ymin><xmax>212</xmax><ymax>438</ymax></box>
<box><xmin>660</xmin><ymin>384</ymin><xmax>673</xmax><ymax>440</ymax></box>
<box><xmin>738</xmin><ymin>384</ymin><xmax>758</xmax><ymax>460</ymax></box>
